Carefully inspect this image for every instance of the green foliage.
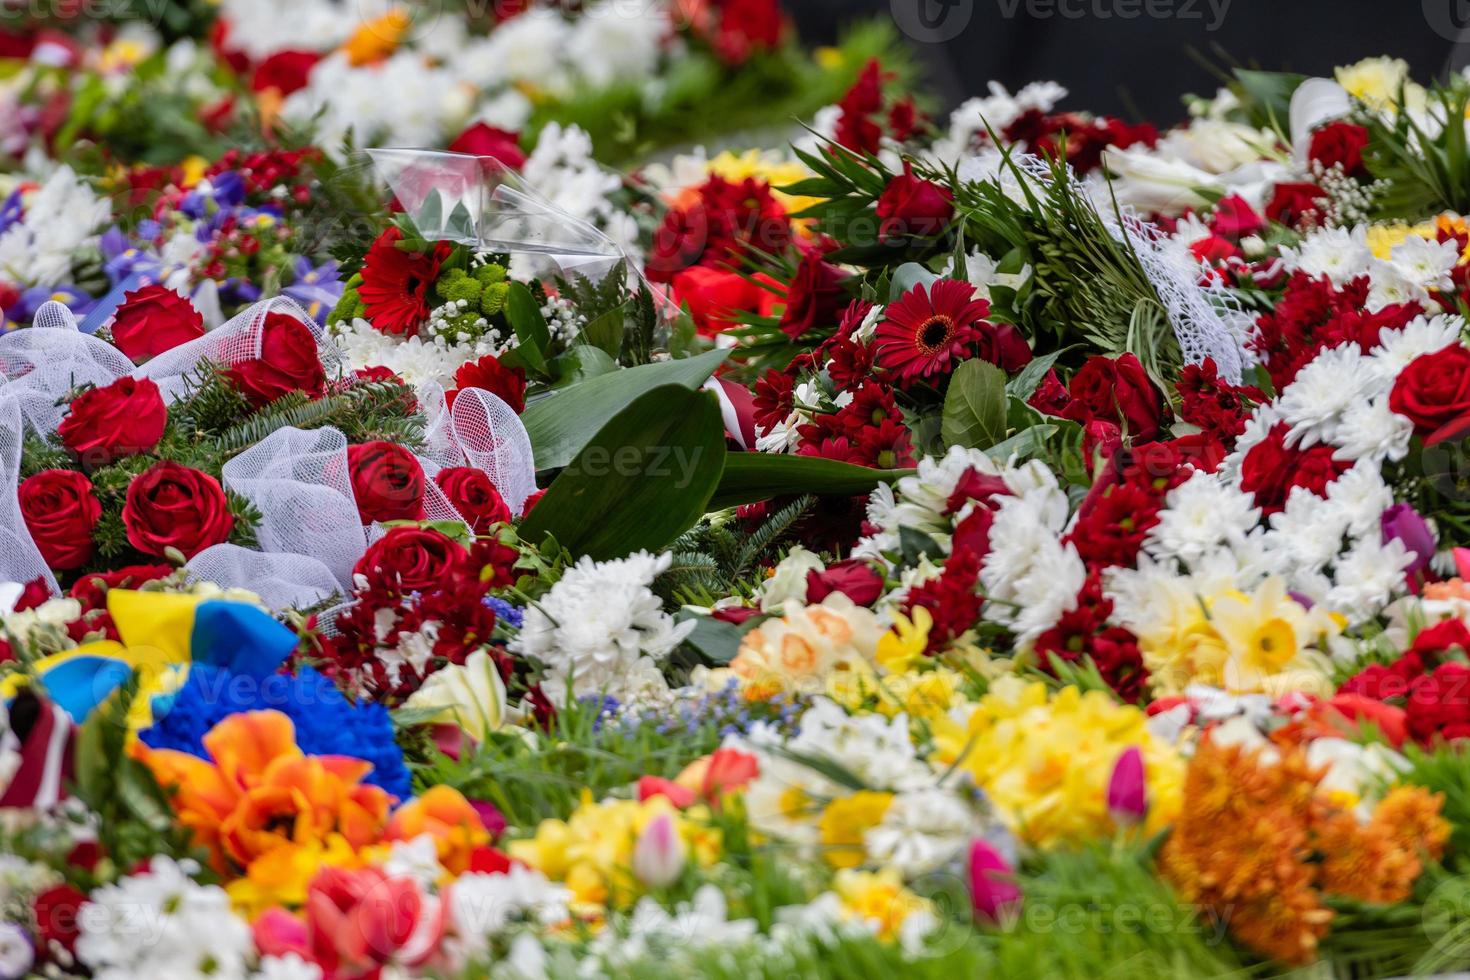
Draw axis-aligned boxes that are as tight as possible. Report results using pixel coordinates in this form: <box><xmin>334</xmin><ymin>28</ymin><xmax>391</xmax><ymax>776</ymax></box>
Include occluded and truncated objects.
<box><xmin>1364</xmin><ymin>79</ymin><xmax>1470</xmax><ymax>220</ymax></box>
<box><xmin>941</xmin><ymin>358</ymin><xmax>1010</xmax><ymax>450</ymax></box>
<box><xmin>660</xmin><ymin>495</ymin><xmax>816</xmax><ymax>604</ymax></box>
<box><xmin>1399</xmin><ymin>742</ymin><xmax>1470</xmax><ymax>873</ymax></box>
<box><xmin>709</xmin><ymin>453</ymin><xmax>910</xmax><ymax>511</ymax></box>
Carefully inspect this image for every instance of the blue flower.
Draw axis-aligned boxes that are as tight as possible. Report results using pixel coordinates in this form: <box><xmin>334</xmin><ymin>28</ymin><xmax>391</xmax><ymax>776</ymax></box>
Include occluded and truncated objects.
<box><xmin>484</xmin><ymin>597</ymin><xmax>524</xmax><ymax>629</ymax></box>
<box><xmin>140</xmin><ymin>665</ymin><xmax>412</xmax><ymax>801</ymax></box>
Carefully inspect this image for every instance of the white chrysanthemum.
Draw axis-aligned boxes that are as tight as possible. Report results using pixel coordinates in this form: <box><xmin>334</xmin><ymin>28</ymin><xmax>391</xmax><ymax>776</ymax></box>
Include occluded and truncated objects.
<box><xmin>76</xmin><ymin>858</ymin><xmax>252</xmax><ymax>980</ymax></box>
<box><xmin>566</xmin><ymin>1</ymin><xmax>665</xmax><ymax>89</ymax></box>
<box><xmin>1282</xmin><ymin>225</ymin><xmax>1373</xmax><ymax>285</ymax></box>
<box><xmin>280</xmin><ymin>51</ymin><xmax>471</xmax><ymax>152</ymax></box>
<box><xmin>519</xmin><ymin>122</ymin><xmax>624</xmax><ymax>230</ymax></box>
<box><xmin>1323</xmin><ymin>535</ymin><xmax>1413</xmax><ymax>622</ymax></box>
<box><xmin>1146</xmin><ymin>469</ymin><xmax>1263</xmax><ymax>568</ymax></box>
<box><xmin>1323</xmin><ymin>459</ymin><xmax>1397</xmax><ymax>537</ymax></box>
<box><xmin>330</xmin><ymin>317</ymin><xmax>508</xmax><ymax>388</ymax></box>
<box><xmin>446</xmin><ymin>866</ymin><xmax>571</xmax><ymax>967</ymax></box>
<box><xmin>1264</xmin><ymin>487</ymin><xmax>1351</xmax><ymax>579</ymax></box>
<box><xmin>935</xmin><ymin>80</ymin><xmax>1067</xmax><ymax>160</ymax></box>
<box><xmin>1388</xmin><ymin>235</ymin><xmax>1459</xmax><ymax>291</ymax></box>
<box><xmin>980</xmin><ymin>492</ymin><xmax>1086</xmax><ymax>643</ymax></box>
<box><xmin>1333</xmin><ymin>394</ymin><xmax>1414</xmax><ymax>462</ymax></box>
<box><xmin>852</xmin><ymin>446</ymin><xmax>1004</xmax><ymax>560</ymax></box>
<box><xmin>0</xmin><ymin>166</ymin><xmax>110</xmax><ymax>287</ymax></box>
<box><xmin>1366</xmin><ymin>261</ymin><xmax>1431</xmax><ymax>312</ymax></box>
<box><xmin>1368</xmin><ymin>314</ymin><xmax>1465</xmax><ymax>377</ymax></box>
<box><xmin>510</xmin><ymin>551</ymin><xmax>693</xmax><ymax>703</ymax></box>
<box><xmin>864</xmin><ymin>789</ymin><xmax>986</xmax><ymax>879</ymax></box>
<box><xmin>1276</xmin><ymin>343</ymin><xmax>1380</xmax><ymax>448</ymax></box>
<box><xmin>216</xmin><ymin>0</ymin><xmax>377</xmax><ymax>58</ymax></box>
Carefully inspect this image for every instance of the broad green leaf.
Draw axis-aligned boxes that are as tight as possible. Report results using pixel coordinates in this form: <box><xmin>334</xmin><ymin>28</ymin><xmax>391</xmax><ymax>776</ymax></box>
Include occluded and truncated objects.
<box><xmin>675</xmin><ymin>610</ymin><xmax>750</xmax><ymax>665</ymax></box>
<box><xmin>1006</xmin><ymin>347</ymin><xmax>1067</xmax><ymax>400</ymax></box>
<box><xmin>416</xmin><ymin>190</ymin><xmax>443</xmax><ymax>234</ymax></box>
<box><xmin>549</xmin><ymin>345</ymin><xmax>618</xmax><ymax>387</ymax></box>
<box><xmin>505</xmin><ymin>282</ymin><xmax>552</xmax><ymax>367</ymax></box>
<box><xmin>888</xmin><ymin>261</ymin><xmax>940</xmax><ymax>302</ymax></box>
<box><xmin>579</xmin><ymin>301</ymin><xmax>629</xmax><ymax>357</ymax></box>
<box><xmin>709</xmin><ymin>452</ymin><xmax>911</xmax><ymax>511</ymax></box>
<box><xmin>522</xmin><ymin>349</ymin><xmax>727</xmax><ymax>470</ymax></box>
<box><xmin>984</xmin><ymin>424</ymin><xmax>1057</xmax><ymax>463</ymax></box>
<box><xmin>518</xmin><ymin>384</ymin><xmax>727</xmax><ymax>559</ymax></box>
<box><xmin>941</xmin><ymin>358</ymin><xmax>1009</xmax><ymax>449</ymax></box>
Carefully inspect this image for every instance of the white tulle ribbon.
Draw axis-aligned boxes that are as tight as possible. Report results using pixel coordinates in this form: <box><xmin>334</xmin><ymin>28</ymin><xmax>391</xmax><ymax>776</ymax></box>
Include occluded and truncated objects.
<box><xmin>418</xmin><ymin>381</ymin><xmax>536</xmax><ymax>516</ymax></box>
<box><xmin>1015</xmin><ymin>154</ymin><xmax>1252</xmax><ymax>384</ymax></box>
<box><xmin>0</xmin><ymin>395</ymin><xmax>58</xmax><ymax>594</ymax></box>
<box><xmin>0</xmin><ymin>301</ymin><xmax>133</xmax><ymax>435</ymax></box>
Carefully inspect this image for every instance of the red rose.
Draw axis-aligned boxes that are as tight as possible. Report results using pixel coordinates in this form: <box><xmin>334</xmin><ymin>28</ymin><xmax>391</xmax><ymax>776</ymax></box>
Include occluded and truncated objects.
<box><xmin>57</xmin><ymin>376</ymin><xmax>167</xmax><ymax>467</ymax></box>
<box><xmin>778</xmin><ymin>251</ymin><xmax>847</xmax><ymax>340</ymax></box>
<box><xmin>1264</xmin><ymin>181</ymin><xmax>1326</xmax><ymax>229</ymax></box>
<box><xmin>521</xmin><ymin>488</ymin><xmax>545</xmax><ymax>514</ymax></box>
<box><xmin>1405</xmin><ymin>662</ymin><xmax>1470</xmax><ymax>744</ymax></box>
<box><xmin>122</xmin><ymin>461</ymin><xmax>234</xmax><ymax>559</ymax></box>
<box><xmin>875</xmin><ymin>162</ymin><xmax>954</xmax><ymax>242</ymax></box>
<box><xmin>33</xmin><ymin>882</ymin><xmax>87</xmax><ymax>954</ymax></box>
<box><xmin>1061</xmin><ymin>353</ymin><xmax>1167</xmax><ymax>442</ymax></box>
<box><xmin>226</xmin><ymin>312</ymin><xmax>327</xmax><ymax>407</ymax></box>
<box><xmin>1389</xmin><ymin>345</ymin><xmax>1470</xmax><ymax>444</ymax></box>
<box><xmin>108</xmin><ymin>284</ymin><xmax>204</xmax><ymax>363</ymax></box>
<box><xmin>1308</xmin><ymin>121</ymin><xmax>1370</xmax><ymax>179</ymax></box>
<box><xmin>435</xmin><ymin>467</ymin><xmax>511</xmax><ymax>533</ymax></box>
<box><xmin>353</xmin><ymin>526</ymin><xmax>465</xmax><ymax>593</ymax></box>
<box><xmin>805</xmin><ymin>559</ymin><xmax>883</xmax><ymax>606</ymax></box>
<box><xmin>449</xmin><ymin>354</ymin><xmax>527</xmax><ymax>413</ymax></box>
<box><xmin>974</xmin><ymin>320</ymin><xmax>1033</xmax><ymax>373</ymax></box>
<box><xmin>347</xmin><ymin>441</ymin><xmax>426</xmax><ymax>524</ymax></box>
<box><xmin>1210</xmin><ymin>194</ymin><xmax>1264</xmax><ymax>240</ymax></box>
<box><xmin>1239</xmin><ymin>421</ymin><xmax>1350</xmax><ymax>515</ymax></box>
<box><xmin>250</xmin><ymin>49</ymin><xmax>319</xmax><ymax>96</ymax></box>
<box><xmin>19</xmin><ymin>470</ymin><xmax>100</xmax><ymax>570</ymax></box>
<box><xmin>709</xmin><ymin>0</ymin><xmax>784</xmax><ymax>64</ymax></box>
<box><xmin>447</xmin><ymin>122</ymin><xmax>527</xmax><ymax>170</ymax></box>
<box><xmin>1189</xmin><ymin>234</ymin><xmax>1241</xmax><ymax>265</ymax></box>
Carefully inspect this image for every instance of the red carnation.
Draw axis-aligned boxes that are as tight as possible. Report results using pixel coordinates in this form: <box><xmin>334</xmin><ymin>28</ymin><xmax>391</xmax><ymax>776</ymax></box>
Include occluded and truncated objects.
<box><xmin>19</xmin><ymin>470</ymin><xmax>101</xmax><ymax>570</ymax></box>
<box><xmin>875</xmin><ymin>162</ymin><xmax>954</xmax><ymax>242</ymax></box>
<box><xmin>226</xmin><ymin>312</ymin><xmax>327</xmax><ymax>407</ymax></box>
<box><xmin>1389</xmin><ymin>345</ymin><xmax>1470</xmax><ymax>445</ymax></box>
<box><xmin>347</xmin><ymin>441</ymin><xmax>426</xmax><ymax>524</ymax></box>
<box><xmin>33</xmin><ymin>883</ymin><xmax>87</xmax><ymax>955</ymax></box>
<box><xmin>58</xmin><ymin>376</ymin><xmax>167</xmax><ymax>467</ymax></box>
<box><xmin>1239</xmin><ymin>422</ymin><xmax>1350</xmax><ymax>515</ymax></box>
<box><xmin>122</xmin><ymin>461</ymin><xmax>234</xmax><ymax>559</ymax></box>
<box><xmin>108</xmin><ymin>284</ymin><xmax>204</xmax><ymax>363</ymax></box>
<box><xmin>435</xmin><ymin>467</ymin><xmax>511</xmax><ymax>534</ymax></box>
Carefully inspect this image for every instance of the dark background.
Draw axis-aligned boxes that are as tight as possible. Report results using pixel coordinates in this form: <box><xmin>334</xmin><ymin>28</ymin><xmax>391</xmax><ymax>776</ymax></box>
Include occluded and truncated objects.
<box><xmin>790</xmin><ymin>0</ymin><xmax>1465</xmax><ymax>125</ymax></box>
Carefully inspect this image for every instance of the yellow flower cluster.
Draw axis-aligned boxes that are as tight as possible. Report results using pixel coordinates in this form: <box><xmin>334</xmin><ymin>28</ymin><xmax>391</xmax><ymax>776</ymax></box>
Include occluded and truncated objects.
<box><xmin>508</xmin><ymin>792</ymin><xmax>721</xmax><ymax>911</ymax></box>
<box><xmin>932</xmin><ymin>678</ymin><xmax>1184</xmax><ymax>847</ymax></box>
<box><xmin>1130</xmin><ymin>576</ymin><xmax>1342</xmax><ymax>698</ymax></box>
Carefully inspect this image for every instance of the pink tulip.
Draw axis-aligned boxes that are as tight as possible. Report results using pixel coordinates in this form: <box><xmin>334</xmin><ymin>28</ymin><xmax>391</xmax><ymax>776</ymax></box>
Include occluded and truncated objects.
<box><xmin>632</xmin><ymin>813</ymin><xmax>686</xmax><ymax>888</ymax></box>
<box><xmin>1107</xmin><ymin>746</ymin><xmax>1147</xmax><ymax>826</ymax></box>
<box><xmin>967</xmin><ymin>839</ymin><xmax>1021</xmax><ymax>924</ymax></box>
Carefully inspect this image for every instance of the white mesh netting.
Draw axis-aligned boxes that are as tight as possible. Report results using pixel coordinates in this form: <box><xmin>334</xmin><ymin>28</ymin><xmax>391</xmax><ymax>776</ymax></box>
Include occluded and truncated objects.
<box><xmin>133</xmin><ymin>295</ymin><xmax>340</xmax><ymax>403</ymax></box>
<box><xmin>418</xmin><ymin>383</ymin><xmax>536</xmax><ymax>516</ymax></box>
<box><xmin>1015</xmin><ymin>154</ymin><xmax>1251</xmax><ymax>384</ymax></box>
<box><xmin>0</xmin><ymin>395</ymin><xmax>58</xmax><ymax>594</ymax></box>
<box><xmin>0</xmin><ymin>301</ymin><xmax>133</xmax><ymax>435</ymax></box>
<box><xmin>186</xmin><ymin>543</ymin><xmax>341</xmax><ymax>613</ymax></box>
<box><xmin>219</xmin><ymin>426</ymin><xmax>369</xmax><ymax>588</ymax></box>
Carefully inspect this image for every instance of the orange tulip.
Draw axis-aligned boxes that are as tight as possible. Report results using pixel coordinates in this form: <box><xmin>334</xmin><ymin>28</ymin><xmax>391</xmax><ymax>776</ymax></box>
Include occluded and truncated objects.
<box><xmin>384</xmin><ymin>786</ymin><xmax>490</xmax><ymax>876</ymax></box>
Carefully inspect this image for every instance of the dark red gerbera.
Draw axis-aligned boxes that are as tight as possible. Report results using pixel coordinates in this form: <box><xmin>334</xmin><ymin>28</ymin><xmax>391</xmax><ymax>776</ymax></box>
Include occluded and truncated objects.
<box><xmin>358</xmin><ymin>226</ymin><xmax>449</xmax><ymax>336</ymax></box>
<box><xmin>873</xmin><ymin>279</ymin><xmax>990</xmax><ymax>384</ymax></box>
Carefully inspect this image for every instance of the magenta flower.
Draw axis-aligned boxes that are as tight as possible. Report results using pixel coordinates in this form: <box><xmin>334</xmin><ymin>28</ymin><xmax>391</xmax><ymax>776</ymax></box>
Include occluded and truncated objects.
<box><xmin>967</xmin><ymin>839</ymin><xmax>1021</xmax><ymax>924</ymax></box>
<box><xmin>1107</xmin><ymin>745</ymin><xmax>1147</xmax><ymax>826</ymax></box>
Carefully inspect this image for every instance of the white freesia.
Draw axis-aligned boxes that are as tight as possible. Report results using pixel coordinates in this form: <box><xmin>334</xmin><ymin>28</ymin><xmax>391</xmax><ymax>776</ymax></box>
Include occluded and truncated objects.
<box><xmin>403</xmin><ymin>649</ymin><xmax>509</xmax><ymax>741</ymax></box>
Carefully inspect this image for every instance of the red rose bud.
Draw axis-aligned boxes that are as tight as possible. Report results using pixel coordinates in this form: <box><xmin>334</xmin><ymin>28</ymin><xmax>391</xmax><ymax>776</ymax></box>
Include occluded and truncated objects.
<box><xmin>121</xmin><ymin>461</ymin><xmax>234</xmax><ymax>559</ymax></box>
<box><xmin>875</xmin><ymin>162</ymin><xmax>954</xmax><ymax>242</ymax></box>
<box><xmin>434</xmin><ymin>466</ymin><xmax>511</xmax><ymax>534</ymax></box>
<box><xmin>354</xmin><ymin>526</ymin><xmax>465</xmax><ymax>593</ymax></box>
<box><xmin>805</xmin><ymin>559</ymin><xmax>884</xmax><ymax>606</ymax></box>
<box><xmin>1390</xmin><ymin>345</ymin><xmax>1470</xmax><ymax>445</ymax></box>
<box><xmin>967</xmin><ymin>838</ymin><xmax>1021</xmax><ymax>925</ymax></box>
<box><xmin>226</xmin><ymin>312</ymin><xmax>327</xmax><ymax>407</ymax></box>
<box><xmin>778</xmin><ymin>251</ymin><xmax>847</xmax><ymax>340</ymax></box>
<box><xmin>347</xmin><ymin>441</ymin><xmax>426</xmax><ymax>524</ymax></box>
<box><xmin>58</xmin><ymin>376</ymin><xmax>167</xmax><ymax>466</ymax></box>
<box><xmin>108</xmin><ymin>284</ymin><xmax>204</xmax><ymax>363</ymax></box>
<box><xmin>1380</xmin><ymin>503</ymin><xmax>1436</xmax><ymax>574</ymax></box>
<box><xmin>19</xmin><ymin>470</ymin><xmax>100</xmax><ymax>571</ymax></box>
<box><xmin>1106</xmin><ymin>745</ymin><xmax>1147</xmax><ymax>826</ymax></box>
<box><xmin>447</xmin><ymin>121</ymin><xmax>527</xmax><ymax>170</ymax></box>
<box><xmin>1307</xmin><ymin>121</ymin><xmax>1370</xmax><ymax>179</ymax></box>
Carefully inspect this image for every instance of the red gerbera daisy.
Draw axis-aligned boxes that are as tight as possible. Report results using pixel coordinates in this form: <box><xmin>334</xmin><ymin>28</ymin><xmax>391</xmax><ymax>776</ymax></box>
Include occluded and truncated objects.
<box><xmin>873</xmin><ymin>279</ymin><xmax>990</xmax><ymax>383</ymax></box>
<box><xmin>358</xmin><ymin>226</ymin><xmax>449</xmax><ymax>336</ymax></box>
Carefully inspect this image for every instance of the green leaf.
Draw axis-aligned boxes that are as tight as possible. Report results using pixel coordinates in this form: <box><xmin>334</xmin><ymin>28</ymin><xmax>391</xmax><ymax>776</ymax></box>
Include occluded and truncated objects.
<box><xmin>1233</xmin><ymin>68</ymin><xmax>1306</xmax><ymax>136</ymax></box>
<box><xmin>521</xmin><ymin>349</ymin><xmax>727</xmax><ymax>470</ymax></box>
<box><xmin>709</xmin><ymin>452</ymin><xmax>911</xmax><ymax>511</ymax></box>
<box><xmin>899</xmin><ymin>525</ymin><xmax>945</xmax><ymax>565</ymax></box>
<box><xmin>941</xmin><ymin>358</ymin><xmax>1009</xmax><ymax>449</ymax></box>
<box><xmin>549</xmin><ymin>345</ymin><xmax>618</xmax><ymax>387</ymax></box>
<box><xmin>579</xmin><ymin>300</ymin><xmax>628</xmax><ymax>357</ymax></box>
<box><xmin>675</xmin><ymin>611</ymin><xmax>749</xmax><ymax>665</ymax></box>
<box><xmin>416</xmin><ymin>190</ymin><xmax>443</xmax><ymax>234</ymax></box>
<box><xmin>518</xmin><ymin>384</ymin><xmax>727</xmax><ymax>559</ymax></box>
<box><xmin>505</xmin><ymin>282</ymin><xmax>551</xmax><ymax>372</ymax></box>
<box><xmin>1005</xmin><ymin>347</ymin><xmax>1066</xmax><ymax>401</ymax></box>
<box><xmin>888</xmin><ymin>261</ymin><xmax>940</xmax><ymax>302</ymax></box>
<box><xmin>985</xmin><ymin>424</ymin><xmax>1058</xmax><ymax>463</ymax></box>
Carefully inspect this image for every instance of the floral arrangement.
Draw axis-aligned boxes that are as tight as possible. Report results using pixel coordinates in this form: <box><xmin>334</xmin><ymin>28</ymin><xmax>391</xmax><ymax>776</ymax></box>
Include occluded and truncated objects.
<box><xmin>6</xmin><ymin>15</ymin><xmax>1470</xmax><ymax>979</ymax></box>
